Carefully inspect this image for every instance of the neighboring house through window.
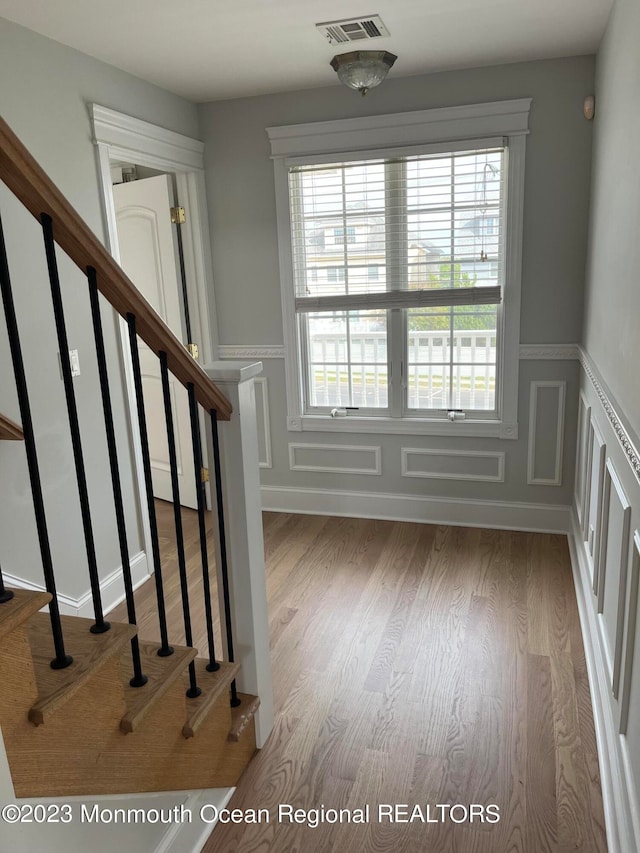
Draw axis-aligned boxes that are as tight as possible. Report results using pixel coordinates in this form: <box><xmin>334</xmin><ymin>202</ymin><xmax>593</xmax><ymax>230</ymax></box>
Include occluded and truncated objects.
<box><xmin>268</xmin><ymin>99</ymin><xmax>529</xmax><ymax>437</ymax></box>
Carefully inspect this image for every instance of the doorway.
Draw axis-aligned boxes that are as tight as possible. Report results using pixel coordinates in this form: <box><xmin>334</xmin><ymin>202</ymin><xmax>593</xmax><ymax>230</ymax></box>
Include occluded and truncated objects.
<box><xmin>92</xmin><ymin>104</ymin><xmax>219</xmax><ymax>565</ymax></box>
<box><xmin>113</xmin><ymin>170</ymin><xmax>197</xmax><ymax>509</ymax></box>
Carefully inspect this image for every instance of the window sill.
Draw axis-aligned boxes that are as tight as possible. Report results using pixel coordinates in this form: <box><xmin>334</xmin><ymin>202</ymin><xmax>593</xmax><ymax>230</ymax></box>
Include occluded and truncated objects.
<box><xmin>287</xmin><ymin>414</ymin><xmax>518</xmax><ymax>440</ymax></box>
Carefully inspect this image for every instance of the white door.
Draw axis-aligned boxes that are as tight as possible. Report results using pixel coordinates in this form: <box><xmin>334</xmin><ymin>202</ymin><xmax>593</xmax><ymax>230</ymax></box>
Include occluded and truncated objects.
<box><xmin>113</xmin><ymin>174</ymin><xmax>198</xmax><ymax>509</ymax></box>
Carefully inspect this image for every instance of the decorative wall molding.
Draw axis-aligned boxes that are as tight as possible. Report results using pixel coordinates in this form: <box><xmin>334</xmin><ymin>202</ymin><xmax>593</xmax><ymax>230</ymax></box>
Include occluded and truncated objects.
<box><xmin>568</xmin><ymin>514</ymin><xmax>638</xmax><ymax>853</ymax></box>
<box><xmin>255</xmin><ymin>377</ymin><xmax>272</xmax><ymax>469</ymax></box>
<box><xmin>619</xmin><ymin>532</ymin><xmax>640</xmax><ymax>735</ymax></box>
<box><xmin>575</xmin><ymin>391</ymin><xmax>592</xmax><ymax>533</ymax></box>
<box><xmin>588</xmin><ymin>419</ymin><xmax>607</xmax><ymax>594</ymax></box>
<box><xmin>288</xmin><ymin>443</ymin><xmax>381</xmax><ymax>476</ymax></box>
<box><xmin>579</xmin><ymin>348</ymin><xmax>640</xmax><ymax>484</ymax></box>
<box><xmin>4</xmin><ymin>552</ymin><xmax>149</xmax><ymax>619</ymax></box>
<box><xmin>519</xmin><ymin>343</ymin><xmax>580</xmax><ymax>360</ymax></box>
<box><xmin>401</xmin><ymin>448</ymin><xmax>505</xmax><ymax>483</ymax></box>
<box><xmin>91</xmin><ymin>104</ymin><xmax>204</xmax><ymax>172</ymax></box>
<box><xmin>267</xmin><ymin>98</ymin><xmax>532</xmax><ymax>158</ymax></box>
<box><xmin>597</xmin><ymin>460</ymin><xmax>631</xmax><ymax>699</ymax></box>
<box><xmin>527</xmin><ymin>380</ymin><xmax>566</xmax><ymax>486</ymax></box>
<box><xmin>219</xmin><ymin>345</ymin><xmax>285</xmax><ymax>359</ymax></box>
<box><xmin>262</xmin><ymin>485</ymin><xmax>571</xmax><ymax>534</ymax></box>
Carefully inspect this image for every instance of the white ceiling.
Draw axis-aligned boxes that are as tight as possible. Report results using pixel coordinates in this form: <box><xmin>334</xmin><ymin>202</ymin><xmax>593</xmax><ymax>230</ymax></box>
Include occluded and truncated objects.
<box><xmin>0</xmin><ymin>0</ymin><xmax>613</xmax><ymax>102</ymax></box>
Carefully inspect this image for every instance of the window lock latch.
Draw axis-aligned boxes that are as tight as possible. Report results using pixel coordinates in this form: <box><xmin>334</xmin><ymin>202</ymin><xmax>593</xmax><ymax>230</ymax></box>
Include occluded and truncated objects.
<box><xmin>447</xmin><ymin>410</ymin><xmax>466</xmax><ymax>422</ymax></box>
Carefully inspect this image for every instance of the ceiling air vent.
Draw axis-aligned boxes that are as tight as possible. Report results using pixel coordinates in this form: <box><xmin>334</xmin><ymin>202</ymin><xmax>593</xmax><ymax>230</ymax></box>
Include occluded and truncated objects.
<box><xmin>316</xmin><ymin>15</ymin><xmax>390</xmax><ymax>46</ymax></box>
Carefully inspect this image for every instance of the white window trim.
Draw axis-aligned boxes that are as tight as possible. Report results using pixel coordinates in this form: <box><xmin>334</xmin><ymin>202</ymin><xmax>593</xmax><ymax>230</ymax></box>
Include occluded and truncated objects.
<box><xmin>268</xmin><ymin>98</ymin><xmax>530</xmax><ymax>439</ymax></box>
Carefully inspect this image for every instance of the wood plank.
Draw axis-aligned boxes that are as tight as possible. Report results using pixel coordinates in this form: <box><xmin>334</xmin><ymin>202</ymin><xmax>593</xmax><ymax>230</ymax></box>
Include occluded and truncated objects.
<box><xmin>0</xmin><ymin>412</ymin><xmax>23</xmax><ymax>440</ymax></box>
<box><xmin>120</xmin><ymin>641</ymin><xmax>197</xmax><ymax>733</ymax></box>
<box><xmin>229</xmin><ymin>693</ymin><xmax>260</xmax><ymax>742</ymax></box>
<box><xmin>526</xmin><ymin>653</ymin><xmax>558</xmax><ymax>852</ymax></box>
<box><xmin>28</xmin><ymin>614</ymin><xmax>137</xmax><ymax>725</ymax></box>
<box><xmin>0</xmin><ymin>117</ymin><xmax>231</xmax><ymax>418</ymax></box>
<box><xmin>182</xmin><ymin>659</ymin><xmax>240</xmax><ymax>738</ymax></box>
<box><xmin>0</xmin><ymin>588</ymin><xmax>51</xmax><ymax>641</ymax></box>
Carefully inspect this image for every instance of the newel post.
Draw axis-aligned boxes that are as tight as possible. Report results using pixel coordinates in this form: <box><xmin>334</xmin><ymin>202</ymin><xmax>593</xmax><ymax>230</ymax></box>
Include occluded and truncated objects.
<box><xmin>204</xmin><ymin>361</ymin><xmax>274</xmax><ymax>748</ymax></box>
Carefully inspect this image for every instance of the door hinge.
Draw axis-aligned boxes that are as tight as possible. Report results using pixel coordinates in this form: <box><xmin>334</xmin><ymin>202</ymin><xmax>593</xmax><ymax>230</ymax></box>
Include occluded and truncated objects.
<box><xmin>201</xmin><ymin>467</ymin><xmax>209</xmax><ymax>483</ymax></box>
<box><xmin>185</xmin><ymin>342</ymin><xmax>199</xmax><ymax>360</ymax></box>
<box><xmin>170</xmin><ymin>206</ymin><xmax>186</xmax><ymax>224</ymax></box>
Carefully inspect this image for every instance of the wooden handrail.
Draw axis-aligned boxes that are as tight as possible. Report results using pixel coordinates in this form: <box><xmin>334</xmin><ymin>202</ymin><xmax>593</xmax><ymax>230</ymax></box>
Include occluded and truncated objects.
<box><xmin>0</xmin><ymin>117</ymin><xmax>231</xmax><ymax>419</ymax></box>
<box><xmin>0</xmin><ymin>412</ymin><xmax>24</xmax><ymax>441</ymax></box>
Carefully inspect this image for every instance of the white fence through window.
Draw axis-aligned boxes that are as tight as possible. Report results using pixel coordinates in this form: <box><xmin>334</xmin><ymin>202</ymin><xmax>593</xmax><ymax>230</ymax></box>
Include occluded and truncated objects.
<box><xmin>308</xmin><ymin>329</ymin><xmax>497</xmax><ymax>411</ymax></box>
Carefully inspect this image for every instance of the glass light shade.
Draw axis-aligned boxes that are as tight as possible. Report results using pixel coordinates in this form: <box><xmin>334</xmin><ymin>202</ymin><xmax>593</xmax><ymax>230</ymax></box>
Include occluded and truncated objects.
<box><xmin>330</xmin><ymin>51</ymin><xmax>397</xmax><ymax>96</ymax></box>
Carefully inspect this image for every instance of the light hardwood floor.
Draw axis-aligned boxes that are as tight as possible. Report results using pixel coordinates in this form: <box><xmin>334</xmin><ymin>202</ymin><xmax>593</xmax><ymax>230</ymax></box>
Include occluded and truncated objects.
<box><xmin>114</xmin><ymin>505</ymin><xmax>608</xmax><ymax>853</ymax></box>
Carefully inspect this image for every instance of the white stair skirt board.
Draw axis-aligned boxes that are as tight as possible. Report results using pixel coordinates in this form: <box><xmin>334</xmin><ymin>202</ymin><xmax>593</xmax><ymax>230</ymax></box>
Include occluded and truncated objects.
<box><xmin>567</xmin><ymin>510</ymin><xmax>639</xmax><ymax>853</ymax></box>
<box><xmin>0</xmin><ymin>740</ymin><xmax>234</xmax><ymax>853</ymax></box>
<box><xmin>261</xmin><ymin>485</ymin><xmax>571</xmax><ymax>534</ymax></box>
<box><xmin>3</xmin><ymin>551</ymin><xmax>150</xmax><ymax>619</ymax></box>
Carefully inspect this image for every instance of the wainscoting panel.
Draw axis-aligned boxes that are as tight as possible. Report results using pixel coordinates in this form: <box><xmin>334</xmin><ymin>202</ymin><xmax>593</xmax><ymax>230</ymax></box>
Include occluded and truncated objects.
<box><xmin>575</xmin><ymin>391</ymin><xmax>591</xmax><ymax>533</ymax></box>
<box><xmin>401</xmin><ymin>448</ymin><xmax>505</xmax><ymax>482</ymax></box>
<box><xmin>619</xmin><ymin>532</ymin><xmax>640</xmax><ymax>735</ymax></box>
<box><xmin>596</xmin><ymin>461</ymin><xmax>632</xmax><ymax>696</ymax></box>
<box><xmin>562</xmin><ymin>349</ymin><xmax>640</xmax><ymax>853</ymax></box>
<box><xmin>587</xmin><ymin>420</ymin><xmax>607</xmax><ymax>591</ymax></box>
<box><xmin>288</xmin><ymin>443</ymin><xmax>381</xmax><ymax>475</ymax></box>
<box><xmin>254</xmin><ymin>377</ymin><xmax>272</xmax><ymax>469</ymax></box>
<box><xmin>527</xmin><ymin>380</ymin><xmax>566</xmax><ymax>485</ymax></box>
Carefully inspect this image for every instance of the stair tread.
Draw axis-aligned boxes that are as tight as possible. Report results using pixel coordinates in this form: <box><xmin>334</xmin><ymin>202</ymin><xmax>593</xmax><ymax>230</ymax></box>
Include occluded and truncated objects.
<box><xmin>120</xmin><ymin>641</ymin><xmax>197</xmax><ymax>734</ymax></box>
<box><xmin>0</xmin><ymin>588</ymin><xmax>51</xmax><ymax>641</ymax></box>
<box><xmin>228</xmin><ymin>693</ymin><xmax>260</xmax><ymax>742</ymax></box>
<box><xmin>29</xmin><ymin>614</ymin><xmax>137</xmax><ymax>725</ymax></box>
<box><xmin>182</xmin><ymin>659</ymin><xmax>240</xmax><ymax>739</ymax></box>
<box><xmin>0</xmin><ymin>412</ymin><xmax>24</xmax><ymax>441</ymax></box>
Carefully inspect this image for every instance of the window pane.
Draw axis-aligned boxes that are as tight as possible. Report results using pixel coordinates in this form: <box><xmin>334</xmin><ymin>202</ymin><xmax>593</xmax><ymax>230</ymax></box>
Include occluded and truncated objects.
<box><xmin>306</xmin><ymin>310</ymin><xmax>387</xmax><ymax>408</ymax></box>
<box><xmin>291</xmin><ymin>161</ymin><xmax>388</xmax><ymax>299</ymax></box>
<box><xmin>406</xmin><ymin>149</ymin><xmax>503</xmax><ymax>292</ymax></box>
<box><xmin>407</xmin><ymin>305</ymin><xmax>497</xmax><ymax>411</ymax></box>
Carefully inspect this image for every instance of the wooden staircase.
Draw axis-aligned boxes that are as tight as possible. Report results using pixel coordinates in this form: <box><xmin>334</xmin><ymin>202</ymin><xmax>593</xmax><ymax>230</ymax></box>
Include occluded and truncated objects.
<box><xmin>0</xmin><ymin>588</ymin><xmax>259</xmax><ymax>799</ymax></box>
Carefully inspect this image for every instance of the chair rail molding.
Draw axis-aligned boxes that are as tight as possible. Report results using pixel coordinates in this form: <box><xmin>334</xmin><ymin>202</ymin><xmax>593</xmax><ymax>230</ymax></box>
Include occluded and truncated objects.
<box><xmin>519</xmin><ymin>343</ymin><xmax>580</xmax><ymax>359</ymax></box>
<box><xmin>218</xmin><ymin>345</ymin><xmax>285</xmax><ymax>359</ymax></box>
<box><xmin>579</xmin><ymin>347</ymin><xmax>640</xmax><ymax>484</ymax></box>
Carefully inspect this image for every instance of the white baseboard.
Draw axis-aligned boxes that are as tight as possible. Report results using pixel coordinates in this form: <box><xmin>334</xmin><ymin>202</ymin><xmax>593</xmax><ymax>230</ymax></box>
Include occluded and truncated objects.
<box><xmin>567</xmin><ymin>509</ymin><xmax>639</xmax><ymax>853</ymax></box>
<box><xmin>4</xmin><ymin>551</ymin><xmax>150</xmax><ymax>618</ymax></box>
<box><xmin>261</xmin><ymin>485</ymin><xmax>571</xmax><ymax>533</ymax></box>
<box><xmin>156</xmin><ymin>787</ymin><xmax>235</xmax><ymax>853</ymax></box>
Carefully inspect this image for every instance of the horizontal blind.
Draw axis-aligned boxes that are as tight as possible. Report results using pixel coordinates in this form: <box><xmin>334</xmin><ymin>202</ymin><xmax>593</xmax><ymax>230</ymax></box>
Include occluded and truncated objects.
<box><xmin>289</xmin><ymin>145</ymin><xmax>505</xmax><ymax>313</ymax></box>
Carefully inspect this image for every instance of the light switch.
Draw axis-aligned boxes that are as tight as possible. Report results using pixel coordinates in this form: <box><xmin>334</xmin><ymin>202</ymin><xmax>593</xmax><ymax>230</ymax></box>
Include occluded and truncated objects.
<box><xmin>69</xmin><ymin>349</ymin><xmax>81</xmax><ymax>377</ymax></box>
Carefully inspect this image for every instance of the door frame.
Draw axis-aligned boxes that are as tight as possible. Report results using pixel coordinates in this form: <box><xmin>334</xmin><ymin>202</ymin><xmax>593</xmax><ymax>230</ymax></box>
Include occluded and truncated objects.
<box><xmin>91</xmin><ymin>104</ymin><xmax>218</xmax><ymax>572</ymax></box>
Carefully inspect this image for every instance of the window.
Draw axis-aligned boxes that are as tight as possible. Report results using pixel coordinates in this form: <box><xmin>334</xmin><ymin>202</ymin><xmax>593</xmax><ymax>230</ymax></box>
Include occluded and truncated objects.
<box><xmin>291</xmin><ymin>149</ymin><xmax>503</xmax><ymax>418</ymax></box>
<box><xmin>268</xmin><ymin>100</ymin><xmax>529</xmax><ymax>437</ymax></box>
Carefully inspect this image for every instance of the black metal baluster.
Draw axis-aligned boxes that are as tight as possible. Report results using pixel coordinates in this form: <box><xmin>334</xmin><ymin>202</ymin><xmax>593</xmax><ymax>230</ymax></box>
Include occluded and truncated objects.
<box><xmin>87</xmin><ymin>269</ymin><xmax>147</xmax><ymax>687</ymax></box>
<box><xmin>210</xmin><ymin>409</ymin><xmax>240</xmax><ymax>707</ymax></box>
<box><xmin>159</xmin><ymin>353</ymin><xmax>202</xmax><ymax>697</ymax></box>
<box><xmin>0</xmin><ymin>563</ymin><xmax>14</xmax><ymax>604</ymax></box>
<box><xmin>187</xmin><ymin>384</ymin><xmax>219</xmax><ymax>672</ymax></box>
<box><xmin>0</xmin><ymin>213</ymin><xmax>72</xmax><ymax>669</ymax></box>
<box><xmin>41</xmin><ymin>215</ymin><xmax>109</xmax><ymax>635</ymax></box>
<box><xmin>126</xmin><ymin>313</ymin><xmax>173</xmax><ymax>658</ymax></box>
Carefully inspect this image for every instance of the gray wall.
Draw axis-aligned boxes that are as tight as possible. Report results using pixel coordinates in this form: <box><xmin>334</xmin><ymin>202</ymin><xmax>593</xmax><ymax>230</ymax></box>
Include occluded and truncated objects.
<box><xmin>572</xmin><ymin>0</ymin><xmax>640</xmax><ymax>846</ymax></box>
<box><xmin>199</xmin><ymin>56</ymin><xmax>595</xmax><ymax>508</ymax></box>
<box><xmin>582</xmin><ymin>0</ymin><xmax>640</xmax><ymax>437</ymax></box>
<box><xmin>0</xmin><ymin>18</ymin><xmax>199</xmax><ymax>597</ymax></box>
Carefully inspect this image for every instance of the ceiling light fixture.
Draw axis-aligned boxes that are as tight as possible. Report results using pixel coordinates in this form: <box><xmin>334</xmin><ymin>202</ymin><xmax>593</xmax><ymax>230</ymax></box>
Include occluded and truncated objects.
<box><xmin>330</xmin><ymin>50</ymin><xmax>397</xmax><ymax>96</ymax></box>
